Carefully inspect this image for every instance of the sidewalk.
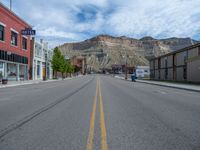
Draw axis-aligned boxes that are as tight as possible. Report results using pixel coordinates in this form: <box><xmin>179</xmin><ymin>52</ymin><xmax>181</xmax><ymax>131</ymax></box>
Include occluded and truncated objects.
<box><xmin>0</xmin><ymin>75</ymin><xmax>83</xmax><ymax>89</ymax></box>
<box><xmin>137</xmin><ymin>80</ymin><xmax>200</xmax><ymax>92</ymax></box>
<box><xmin>114</xmin><ymin>75</ymin><xmax>200</xmax><ymax>92</ymax></box>
<box><xmin>0</xmin><ymin>79</ymin><xmax>56</xmax><ymax>89</ymax></box>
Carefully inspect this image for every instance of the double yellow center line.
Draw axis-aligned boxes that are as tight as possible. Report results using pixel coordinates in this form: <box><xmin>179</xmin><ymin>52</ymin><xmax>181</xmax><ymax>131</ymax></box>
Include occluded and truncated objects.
<box><xmin>87</xmin><ymin>79</ymin><xmax>108</xmax><ymax>150</ymax></box>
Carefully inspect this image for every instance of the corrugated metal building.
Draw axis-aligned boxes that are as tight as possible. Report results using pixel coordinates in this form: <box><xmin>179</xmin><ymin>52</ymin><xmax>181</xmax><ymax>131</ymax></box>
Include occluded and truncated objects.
<box><xmin>150</xmin><ymin>43</ymin><xmax>200</xmax><ymax>83</ymax></box>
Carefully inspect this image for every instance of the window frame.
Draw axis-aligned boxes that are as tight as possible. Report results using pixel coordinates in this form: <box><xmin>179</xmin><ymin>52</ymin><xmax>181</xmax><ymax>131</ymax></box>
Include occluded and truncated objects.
<box><xmin>22</xmin><ymin>36</ymin><xmax>28</xmax><ymax>50</ymax></box>
<box><xmin>11</xmin><ymin>29</ymin><xmax>18</xmax><ymax>46</ymax></box>
<box><xmin>0</xmin><ymin>24</ymin><xmax>5</xmax><ymax>42</ymax></box>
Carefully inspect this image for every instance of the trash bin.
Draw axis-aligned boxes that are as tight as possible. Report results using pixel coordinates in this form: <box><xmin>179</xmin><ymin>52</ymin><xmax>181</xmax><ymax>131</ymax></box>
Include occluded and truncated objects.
<box><xmin>2</xmin><ymin>78</ymin><xmax>8</xmax><ymax>84</ymax></box>
<box><xmin>131</xmin><ymin>75</ymin><xmax>136</xmax><ymax>82</ymax></box>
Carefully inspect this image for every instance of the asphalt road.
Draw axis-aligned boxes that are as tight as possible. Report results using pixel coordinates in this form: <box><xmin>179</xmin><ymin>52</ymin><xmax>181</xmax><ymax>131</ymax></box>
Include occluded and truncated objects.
<box><xmin>0</xmin><ymin>75</ymin><xmax>200</xmax><ymax>150</ymax></box>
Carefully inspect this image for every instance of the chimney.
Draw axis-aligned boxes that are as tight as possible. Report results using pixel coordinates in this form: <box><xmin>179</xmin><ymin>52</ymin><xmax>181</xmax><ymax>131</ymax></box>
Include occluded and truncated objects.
<box><xmin>31</xmin><ymin>36</ymin><xmax>35</xmax><ymax>41</ymax></box>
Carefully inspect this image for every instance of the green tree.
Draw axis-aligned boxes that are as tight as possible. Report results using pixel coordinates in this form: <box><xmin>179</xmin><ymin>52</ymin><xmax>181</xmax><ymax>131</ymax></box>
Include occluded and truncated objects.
<box><xmin>51</xmin><ymin>47</ymin><xmax>62</xmax><ymax>78</ymax></box>
<box><xmin>65</xmin><ymin>61</ymin><xmax>74</xmax><ymax>77</ymax></box>
<box><xmin>68</xmin><ymin>64</ymin><xmax>75</xmax><ymax>77</ymax></box>
<box><xmin>59</xmin><ymin>55</ymin><xmax>67</xmax><ymax>79</ymax></box>
<box><xmin>65</xmin><ymin>61</ymin><xmax>70</xmax><ymax>77</ymax></box>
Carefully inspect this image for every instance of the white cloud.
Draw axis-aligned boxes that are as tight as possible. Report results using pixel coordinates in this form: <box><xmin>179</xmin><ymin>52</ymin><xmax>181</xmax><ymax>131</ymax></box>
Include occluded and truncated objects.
<box><xmin>106</xmin><ymin>0</ymin><xmax>200</xmax><ymax>38</ymax></box>
<box><xmin>63</xmin><ymin>0</ymin><xmax>108</xmax><ymax>8</ymax></box>
<box><xmin>36</xmin><ymin>27</ymin><xmax>78</xmax><ymax>39</ymax></box>
<box><xmin>2</xmin><ymin>0</ymin><xmax>199</xmax><ymax>48</ymax></box>
<box><xmin>74</xmin><ymin>12</ymin><xmax>105</xmax><ymax>32</ymax></box>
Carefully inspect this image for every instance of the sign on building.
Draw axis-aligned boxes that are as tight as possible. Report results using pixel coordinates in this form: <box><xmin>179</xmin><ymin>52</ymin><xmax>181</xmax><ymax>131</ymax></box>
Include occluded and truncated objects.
<box><xmin>21</xmin><ymin>28</ymin><xmax>36</xmax><ymax>35</ymax></box>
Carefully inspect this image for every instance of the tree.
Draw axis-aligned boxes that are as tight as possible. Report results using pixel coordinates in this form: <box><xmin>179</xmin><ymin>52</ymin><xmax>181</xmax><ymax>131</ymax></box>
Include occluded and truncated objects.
<box><xmin>51</xmin><ymin>47</ymin><xmax>62</xmax><ymax>78</ymax></box>
<box><xmin>59</xmin><ymin>55</ymin><xmax>67</xmax><ymax>79</ymax></box>
<box><xmin>68</xmin><ymin>64</ymin><xmax>75</xmax><ymax>77</ymax></box>
<box><xmin>65</xmin><ymin>61</ymin><xmax>70</xmax><ymax>77</ymax></box>
<box><xmin>65</xmin><ymin>61</ymin><xmax>74</xmax><ymax>77</ymax></box>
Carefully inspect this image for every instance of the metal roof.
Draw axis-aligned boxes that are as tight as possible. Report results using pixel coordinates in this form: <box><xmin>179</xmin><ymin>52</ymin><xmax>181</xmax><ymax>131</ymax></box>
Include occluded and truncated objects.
<box><xmin>150</xmin><ymin>43</ymin><xmax>200</xmax><ymax>61</ymax></box>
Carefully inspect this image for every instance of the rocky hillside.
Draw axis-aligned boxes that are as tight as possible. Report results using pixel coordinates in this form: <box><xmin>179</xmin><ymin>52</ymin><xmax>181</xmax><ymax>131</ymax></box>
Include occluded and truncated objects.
<box><xmin>59</xmin><ymin>35</ymin><xmax>199</xmax><ymax>71</ymax></box>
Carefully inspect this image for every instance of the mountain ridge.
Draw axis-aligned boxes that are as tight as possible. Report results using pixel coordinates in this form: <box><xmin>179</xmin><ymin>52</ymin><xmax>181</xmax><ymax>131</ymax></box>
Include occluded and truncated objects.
<box><xmin>59</xmin><ymin>34</ymin><xmax>199</xmax><ymax>71</ymax></box>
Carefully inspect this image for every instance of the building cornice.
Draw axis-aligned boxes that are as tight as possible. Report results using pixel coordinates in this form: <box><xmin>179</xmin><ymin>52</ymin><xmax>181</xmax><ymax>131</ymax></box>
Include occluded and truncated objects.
<box><xmin>0</xmin><ymin>2</ymin><xmax>32</xmax><ymax>28</ymax></box>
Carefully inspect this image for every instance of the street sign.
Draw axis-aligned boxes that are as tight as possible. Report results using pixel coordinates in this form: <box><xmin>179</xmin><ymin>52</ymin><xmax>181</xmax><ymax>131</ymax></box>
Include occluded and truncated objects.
<box><xmin>21</xmin><ymin>28</ymin><xmax>36</xmax><ymax>35</ymax></box>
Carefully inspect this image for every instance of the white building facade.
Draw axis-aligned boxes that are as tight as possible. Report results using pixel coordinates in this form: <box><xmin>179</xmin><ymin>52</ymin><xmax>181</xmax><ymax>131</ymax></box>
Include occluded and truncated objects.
<box><xmin>32</xmin><ymin>39</ymin><xmax>53</xmax><ymax>80</ymax></box>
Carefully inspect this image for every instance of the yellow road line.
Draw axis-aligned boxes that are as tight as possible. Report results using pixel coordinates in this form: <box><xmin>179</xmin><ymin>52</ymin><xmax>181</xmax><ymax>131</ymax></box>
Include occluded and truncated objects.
<box><xmin>86</xmin><ymin>80</ymin><xmax>98</xmax><ymax>150</ymax></box>
<box><xmin>99</xmin><ymin>80</ymin><xmax>108</xmax><ymax>150</ymax></box>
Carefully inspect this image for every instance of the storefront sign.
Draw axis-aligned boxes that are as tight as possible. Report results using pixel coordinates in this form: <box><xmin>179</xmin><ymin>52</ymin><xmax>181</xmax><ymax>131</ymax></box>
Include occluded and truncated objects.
<box><xmin>21</xmin><ymin>28</ymin><xmax>36</xmax><ymax>35</ymax></box>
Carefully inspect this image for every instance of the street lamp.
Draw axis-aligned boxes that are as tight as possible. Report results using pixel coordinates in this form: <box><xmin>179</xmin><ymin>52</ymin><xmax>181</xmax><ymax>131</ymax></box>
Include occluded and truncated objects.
<box><xmin>44</xmin><ymin>50</ymin><xmax>48</xmax><ymax>81</ymax></box>
<box><xmin>122</xmin><ymin>47</ymin><xmax>128</xmax><ymax>80</ymax></box>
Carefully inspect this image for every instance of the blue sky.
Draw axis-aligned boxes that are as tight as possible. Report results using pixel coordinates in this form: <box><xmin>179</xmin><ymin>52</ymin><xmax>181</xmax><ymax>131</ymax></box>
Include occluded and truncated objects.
<box><xmin>1</xmin><ymin>0</ymin><xmax>200</xmax><ymax>48</ymax></box>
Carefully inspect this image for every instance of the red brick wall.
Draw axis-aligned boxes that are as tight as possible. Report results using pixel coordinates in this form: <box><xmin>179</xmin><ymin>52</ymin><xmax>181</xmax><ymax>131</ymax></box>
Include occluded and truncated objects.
<box><xmin>0</xmin><ymin>4</ymin><xmax>31</xmax><ymax>78</ymax></box>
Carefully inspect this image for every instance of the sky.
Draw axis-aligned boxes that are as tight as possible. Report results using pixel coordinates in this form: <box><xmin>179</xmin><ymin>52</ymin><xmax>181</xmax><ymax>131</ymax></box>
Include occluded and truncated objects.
<box><xmin>1</xmin><ymin>0</ymin><xmax>200</xmax><ymax>48</ymax></box>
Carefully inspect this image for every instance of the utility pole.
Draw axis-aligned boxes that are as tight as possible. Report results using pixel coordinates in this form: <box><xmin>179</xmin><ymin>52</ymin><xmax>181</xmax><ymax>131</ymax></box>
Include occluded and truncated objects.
<box><xmin>45</xmin><ymin>52</ymin><xmax>48</xmax><ymax>80</ymax></box>
<box><xmin>125</xmin><ymin>56</ymin><xmax>128</xmax><ymax>80</ymax></box>
<box><xmin>10</xmin><ymin>0</ymin><xmax>12</xmax><ymax>11</ymax></box>
<box><xmin>123</xmin><ymin>47</ymin><xmax>128</xmax><ymax>80</ymax></box>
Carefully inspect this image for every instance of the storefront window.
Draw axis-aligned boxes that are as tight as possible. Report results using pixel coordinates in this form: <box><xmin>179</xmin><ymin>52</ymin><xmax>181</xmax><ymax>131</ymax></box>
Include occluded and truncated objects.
<box><xmin>42</xmin><ymin>62</ymin><xmax>46</xmax><ymax>79</ymax></box>
<box><xmin>7</xmin><ymin>63</ymin><xmax>17</xmax><ymax>81</ymax></box>
<box><xmin>0</xmin><ymin>62</ymin><xmax>4</xmax><ymax>79</ymax></box>
<box><xmin>19</xmin><ymin>65</ymin><xmax>25</xmax><ymax>80</ymax></box>
<box><xmin>37</xmin><ymin>62</ymin><xmax>40</xmax><ymax>78</ymax></box>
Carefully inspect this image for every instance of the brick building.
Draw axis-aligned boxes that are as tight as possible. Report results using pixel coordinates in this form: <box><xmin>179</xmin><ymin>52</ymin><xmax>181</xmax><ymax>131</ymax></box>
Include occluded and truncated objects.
<box><xmin>70</xmin><ymin>56</ymin><xmax>86</xmax><ymax>75</ymax></box>
<box><xmin>0</xmin><ymin>3</ymin><xmax>32</xmax><ymax>81</ymax></box>
<box><xmin>111</xmin><ymin>64</ymin><xmax>135</xmax><ymax>74</ymax></box>
<box><xmin>150</xmin><ymin>43</ymin><xmax>200</xmax><ymax>83</ymax></box>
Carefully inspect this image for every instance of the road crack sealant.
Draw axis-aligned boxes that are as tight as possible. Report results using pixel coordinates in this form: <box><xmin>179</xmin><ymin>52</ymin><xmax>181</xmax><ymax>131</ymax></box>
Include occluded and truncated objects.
<box><xmin>0</xmin><ymin>77</ymin><xmax>94</xmax><ymax>139</ymax></box>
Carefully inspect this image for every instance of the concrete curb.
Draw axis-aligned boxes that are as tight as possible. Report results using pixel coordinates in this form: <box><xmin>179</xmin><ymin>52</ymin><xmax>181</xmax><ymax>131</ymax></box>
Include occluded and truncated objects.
<box><xmin>0</xmin><ymin>75</ymin><xmax>84</xmax><ymax>89</ymax></box>
<box><xmin>136</xmin><ymin>80</ymin><xmax>200</xmax><ymax>93</ymax></box>
<box><xmin>113</xmin><ymin>76</ymin><xmax>200</xmax><ymax>93</ymax></box>
<box><xmin>0</xmin><ymin>80</ymin><xmax>53</xmax><ymax>89</ymax></box>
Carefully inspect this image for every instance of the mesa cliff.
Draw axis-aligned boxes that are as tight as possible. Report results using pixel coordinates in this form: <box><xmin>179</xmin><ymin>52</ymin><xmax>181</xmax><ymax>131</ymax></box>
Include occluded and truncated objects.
<box><xmin>59</xmin><ymin>35</ymin><xmax>198</xmax><ymax>70</ymax></box>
